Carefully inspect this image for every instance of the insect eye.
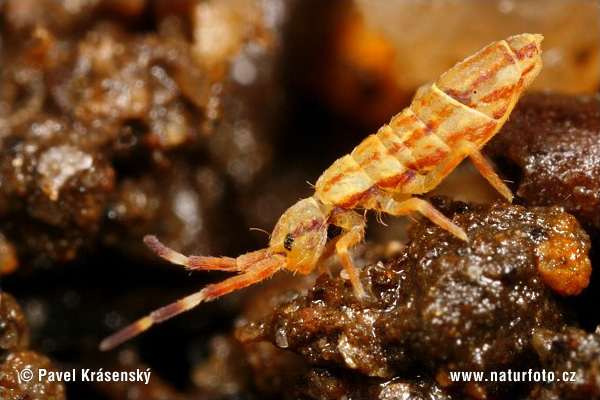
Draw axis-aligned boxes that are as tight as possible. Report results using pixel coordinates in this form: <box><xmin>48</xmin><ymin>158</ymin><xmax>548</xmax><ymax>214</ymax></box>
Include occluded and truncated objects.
<box><xmin>284</xmin><ymin>233</ymin><xmax>295</xmax><ymax>251</ymax></box>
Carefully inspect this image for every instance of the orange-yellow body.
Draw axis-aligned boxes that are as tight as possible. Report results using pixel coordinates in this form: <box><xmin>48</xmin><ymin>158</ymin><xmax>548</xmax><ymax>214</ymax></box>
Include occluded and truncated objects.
<box><xmin>100</xmin><ymin>34</ymin><xmax>543</xmax><ymax>351</ymax></box>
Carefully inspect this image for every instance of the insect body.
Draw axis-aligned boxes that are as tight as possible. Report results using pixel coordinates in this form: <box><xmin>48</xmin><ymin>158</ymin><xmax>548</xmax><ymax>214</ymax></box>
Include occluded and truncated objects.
<box><xmin>100</xmin><ymin>33</ymin><xmax>543</xmax><ymax>351</ymax></box>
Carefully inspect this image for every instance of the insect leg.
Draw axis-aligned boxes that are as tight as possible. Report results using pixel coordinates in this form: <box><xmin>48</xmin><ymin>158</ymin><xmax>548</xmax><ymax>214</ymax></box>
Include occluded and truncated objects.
<box><xmin>420</xmin><ymin>141</ymin><xmax>476</xmax><ymax>192</ymax></box>
<box><xmin>361</xmin><ymin>190</ymin><xmax>467</xmax><ymax>241</ymax></box>
<box><xmin>315</xmin><ymin>235</ymin><xmax>341</xmax><ymax>277</ymax></box>
<box><xmin>468</xmin><ymin>148</ymin><xmax>513</xmax><ymax>202</ymax></box>
<box><xmin>328</xmin><ymin>209</ymin><xmax>368</xmax><ymax>299</ymax></box>
<box><xmin>144</xmin><ymin>235</ymin><xmax>239</xmax><ymax>272</ymax></box>
<box><xmin>389</xmin><ymin>197</ymin><xmax>468</xmax><ymax>241</ymax></box>
<box><xmin>100</xmin><ymin>252</ymin><xmax>285</xmax><ymax>351</ymax></box>
<box><xmin>422</xmin><ymin>140</ymin><xmax>512</xmax><ymax>201</ymax></box>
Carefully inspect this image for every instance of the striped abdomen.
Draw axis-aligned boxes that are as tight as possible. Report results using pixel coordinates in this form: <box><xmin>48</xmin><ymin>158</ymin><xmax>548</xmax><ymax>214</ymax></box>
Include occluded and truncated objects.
<box><xmin>314</xmin><ymin>33</ymin><xmax>542</xmax><ymax>208</ymax></box>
